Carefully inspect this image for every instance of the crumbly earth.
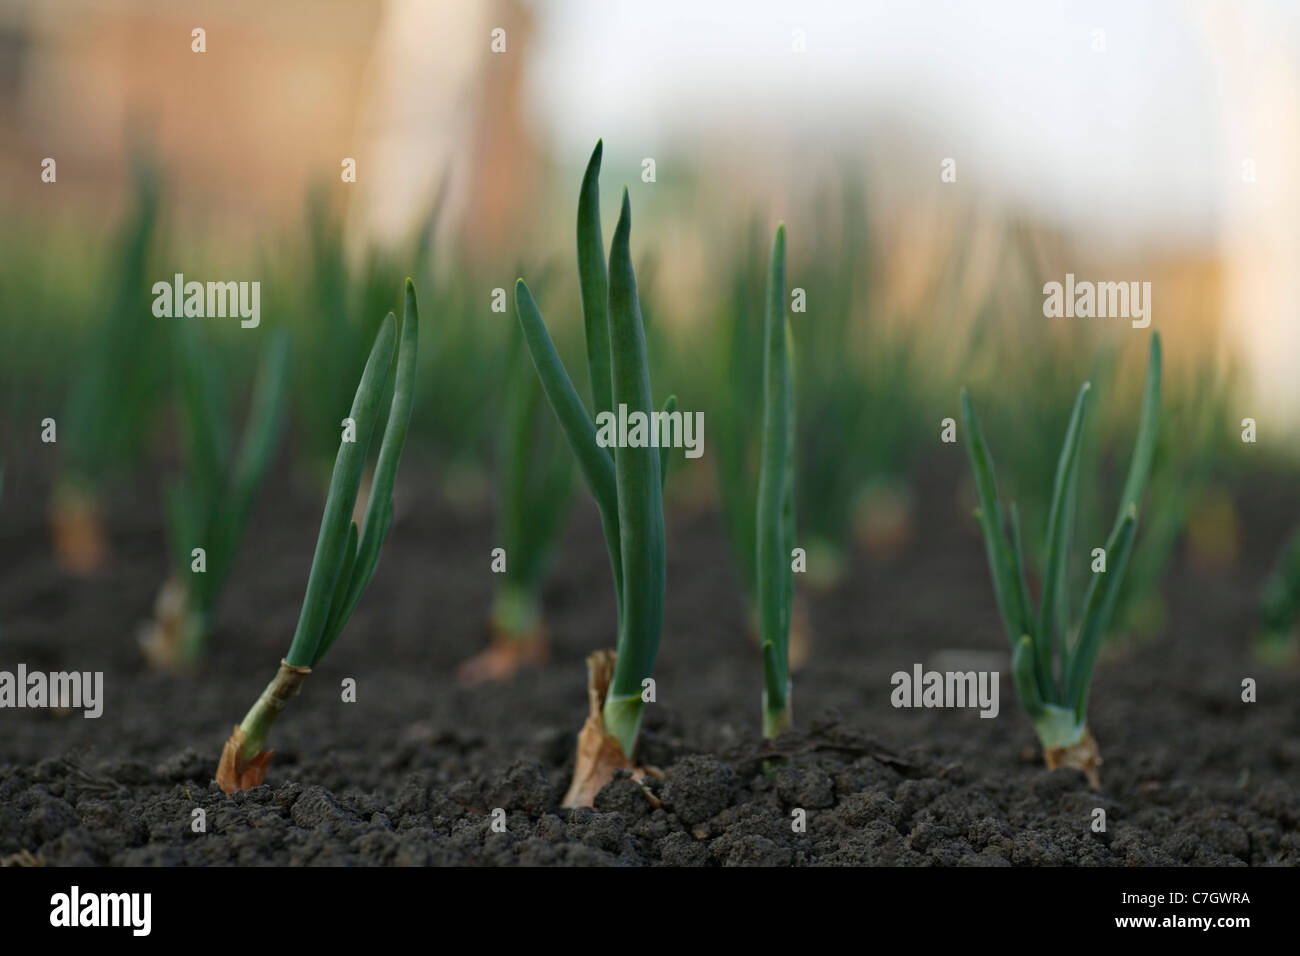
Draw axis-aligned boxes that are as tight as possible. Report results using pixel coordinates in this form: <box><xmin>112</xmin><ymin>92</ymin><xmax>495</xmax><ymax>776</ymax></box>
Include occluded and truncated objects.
<box><xmin>1</xmin><ymin>455</ymin><xmax>1297</xmax><ymax>866</ymax></box>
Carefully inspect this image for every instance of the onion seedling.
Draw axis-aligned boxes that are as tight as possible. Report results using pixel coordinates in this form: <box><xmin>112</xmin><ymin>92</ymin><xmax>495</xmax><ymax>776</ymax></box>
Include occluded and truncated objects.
<box><xmin>215</xmin><ymin>281</ymin><xmax>418</xmax><ymax>794</ymax></box>
<box><xmin>756</xmin><ymin>224</ymin><xmax>798</xmax><ymax>738</ymax></box>
<box><xmin>713</xmin><ymin>222</ymin><xmax>812</xmax><ymax>671</ymax></box>
<box><xmin>514</xmin><ymin>141</ymin><xmax>673</xmax><ymax>807</ymax></box>
<box><xmin>970</xmin><ymin>324</ymin><xmax>1218</xmax><ymax>644</ymax></box>
<box><xmin>141</xmin><ymin>322</ymin><xmax>290</xmax><ymax>669</ymax></box>
<box><xmin>53</xmin><ymin>160</ymin><xmax>161</xmax><ymax>574</ymax></box>
<box><xmin>458</xmin><ymin>319</ymin><xmax>573</xmax><ymax>685</ymax></box>
<box><xmin>960</xmin><ymin>332</ymin><xmax>1161</xmax><ymax>787</ymax></box>
<box><xmin>713</xmin><ymin>223</ymin><xmax>765</xmax><ymax>601</ymax></box>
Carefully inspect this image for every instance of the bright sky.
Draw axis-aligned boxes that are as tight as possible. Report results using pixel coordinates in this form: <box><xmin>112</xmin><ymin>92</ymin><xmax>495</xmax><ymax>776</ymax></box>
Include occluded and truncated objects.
<box><xmin>528</xmin><ymin>0</ymin><xmax>1299</xmax><ymax>242</ymax></box>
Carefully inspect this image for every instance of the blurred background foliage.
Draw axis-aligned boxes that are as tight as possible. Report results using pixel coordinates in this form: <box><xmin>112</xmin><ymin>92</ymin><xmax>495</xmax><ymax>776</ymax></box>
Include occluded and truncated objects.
<box><xmin>1</xmin><ymin>0</ymin><xmax>1297</xmax><ymax>655</ymax></box>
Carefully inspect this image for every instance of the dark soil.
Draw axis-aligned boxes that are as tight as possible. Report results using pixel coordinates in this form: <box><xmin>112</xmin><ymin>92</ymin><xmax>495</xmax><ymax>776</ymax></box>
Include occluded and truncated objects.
<box><xmin>1</xmin><ymin>453</ymin><xmax>1298</xmax><ymax>866</ymax></box>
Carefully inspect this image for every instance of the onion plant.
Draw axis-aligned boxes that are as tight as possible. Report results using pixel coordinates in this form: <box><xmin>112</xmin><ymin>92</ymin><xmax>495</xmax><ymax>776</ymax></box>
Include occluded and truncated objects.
<box><xmin>458</xmin><ymin>318</ymin><xmax>573</xmax><ymax>685</ymax></box>
<box><xmin>713</xmin><ymin>221</ymin><xmax>812</xmax><ymax>670</ymax></box>
<box><xmin>961</xmin><ymin>332</ymin><xmax>1161</xmax><ymax>787</ymax></box>
<box><xmin>53</xmin><ymin>160</ymin><xmax>161</xmax><ymax>574</ymax></box>
<box><xmin>513</xmin><ymin>140</ymin><xmax>673</xmax><ymax>807</ymax></box>
<box><xmin>713</xmin><ymin>222</ymin><xmax>765</xmax><ymax>601</ymax></box>
<box><xmin>971</xmin><ymin>319</ymin><xmax>1217</xmax><ymax>644</ymax></box>
<box><xmin>140</xmin><ymin>322</ymin><xmax>290</xmax><ymax>669</ymax></box>
<box><xmin>215</xmin><ymin>282</ymin><xmax>418</xmax><ymax>794</ymax></box>
<box><xmin>756</xmin><ymin>224</ymin><xmax>798</xmax><ymax>738</ymax></box>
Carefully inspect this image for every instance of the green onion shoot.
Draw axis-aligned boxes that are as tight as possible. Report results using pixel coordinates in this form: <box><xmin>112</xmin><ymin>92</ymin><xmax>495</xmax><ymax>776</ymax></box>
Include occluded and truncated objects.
<box><xmin>458</xmin><ymin>318</ymin><xmax>573</xmax><ymax>685</ymax></box>
<box><xmin>52</xmin><ymin>160</ymin><xmax>160</xmax><ymax>575</ymax></box>
<box><xmin>215</xmin><ymin>281</ymin><xmax>418</xmax><ymax>794</ymax></box>
<box><xmin>141</xmin><ymin>321</ymin><xmax>290</xmax><ymax>669</ymax></box>
<box><xmin>960</xmin><ymin>331</ymin><xmax>1161</xmax><ymax>787</ymax></box>
<box><xmin>713</xmin><ymin>222</ymin><xmax>812</xmax><ymax>673</ymax></box>
<box><xmin>513</xmin><ymin>140</ymin><xmax>672</xmax><ymax>807</ymax></box>
<box><xmin>756</xmin><ymin>224</ymin><xmax>798</xmax><ymax>738</ymax></box>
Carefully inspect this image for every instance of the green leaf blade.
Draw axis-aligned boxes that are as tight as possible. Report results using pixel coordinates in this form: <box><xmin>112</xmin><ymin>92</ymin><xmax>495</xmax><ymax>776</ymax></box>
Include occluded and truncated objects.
<box><xmin>960</xmin><ymin>389</ymin><xmax>1031</xmax><ymax>648</ymax></box>
<box><xmin>514</xmin><ymin>279</ymin><xmax>617</xmax><ymax>515</ymax></box>
<box><xmin>1113</xmin><ymin>331</ymin><xmax>1162</xmax><ymax>537</ymax></box>
<box><xmin>285</xmin><ymin>312</ymin><xmax>396</xmax><ymax>668</ymax></box>
<box><xmin>1036</xmin><ymin>382</ymin><xmax>1091</xmax><ymax>697</ymax></box>
<box><xmin>605</xmin><ymin>188</ymin><xmax>667</xmax><ymax>727</ymax></box>
<box><xmin>326</xmin><ymin>280</ymin><xmax>422</xmax><ymax>654</ymax></box>
<box><xmin>514</xmin><ymin>277</ymin><xmax>624</xmax><ymax>612</ymax></box>
<box><xmin>658</xmin><ymin>394</ymin><xmax>678</xmax><ymax>490</ymax></box>
<box><xmin>1008</xmin><ymin>501</ymin><xmax>1048</xmax><ymax>699</ymax></box>
<box><xmin>1064</xmin><ymin>508</ymin><xmax>1137</xmax><ymax>717</ymax></box>
<box><xmin>1011</xmin><ymin>634</ymin><xmax>1045</xmax><ymax>717</ymax></box>
<box><xmin>317</xmin><ymin>521</ymin><xmax>359</xmax><ymax>663</ymax></box>
<box><xmin>757</xmin><ymin>224</ymin><xmax>793</xmax><ymax>721</ymax></box>
<box><xmin>577</xmin><ymin>140</ymin><xmax>612</xmax><ymax>419</ymax></box>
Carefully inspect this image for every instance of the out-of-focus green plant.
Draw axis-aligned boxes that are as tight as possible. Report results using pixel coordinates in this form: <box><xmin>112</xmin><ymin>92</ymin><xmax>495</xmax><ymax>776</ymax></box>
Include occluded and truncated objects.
<box><xmin>1112</xmin><ymin>363</ymin><xmax>1229</xmax><ymax>640</ymax></box>
<box><xmin>1257</xmin><ymin>527</ymin><xmax>1300</xmax><ymax>662</ymax></box>
<box><xmin>973</xmin><ymin>318</ymin><xmax>1224</xmax><ymax>647</ymax></box>
<box><xmin>458</xmin><ymin>318</ymin><xmax>573</xmax><ymax>685</ymax></box>
<box><xmin>52</xmin><ymin>160</ymin><xmax>162</xmax><ymax>574</ymax></box>
<box><xmin>962</xmin><ymin>226</ymin><xmax>1224</xmax><ymax>649</ymax></box>
<box><xmin>794</xmin><ymin>183</ymin><xmax>866</xmax><ymax>586</ymax></box>
<box><xmin>795</xmin><ymin>181</ymin><xmax>928</xmax><ymax>584</ymax></box>
<box><xmin>713</xmin><ymin>220</ymin><xmax>808</xmax><ymax>719</ymax></box>
<box><xmin>141</xmin><ymin>323</ymin><xmax>290</xmax><ymax>670</ymax></box>
<box><xmin>712</xmin><ymin>219</ymin><xmax>767</xmax><ymax>606</ymax></box>
<box><xmin>292</xmin><ymin>191</ymin><xmax>398</xmax><ymax>482</ymax></box>
<box><xmin>961</xmin><ymin>332</ymin><xmax>1161</xmax><ymax>788</ymax></box>
<box><xmin>514</xmin><ymin>141</ymin><xmax>675</xmax><ymax>808</ymax></box>
<box><xmin>216</xmin><ymin>282</ymin><xmax>418</xmax><ymax>793</ymax></box>
<box><xmin>712</xmin><ymin>219</ymin><xmax>811</xmax><ymax>651</ymax></box>
<box><xmin>756</xmin><ymin>224</ymin><xmax>798</xmax><ymax>738</ymax></box>
<box><xmin>287</xmin><ymin>184</ymin><xmax>501</xmax><ymax>492</ymax></box>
